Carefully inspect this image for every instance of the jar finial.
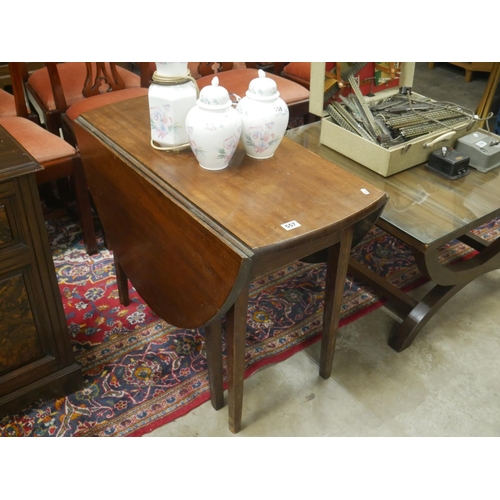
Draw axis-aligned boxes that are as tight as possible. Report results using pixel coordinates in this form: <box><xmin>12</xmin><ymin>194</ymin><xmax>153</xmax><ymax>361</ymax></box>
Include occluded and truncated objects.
<box><xmin>212</xmin><ymin>76</ymin><xmax>219</xmax><ymax>86</ymax></box>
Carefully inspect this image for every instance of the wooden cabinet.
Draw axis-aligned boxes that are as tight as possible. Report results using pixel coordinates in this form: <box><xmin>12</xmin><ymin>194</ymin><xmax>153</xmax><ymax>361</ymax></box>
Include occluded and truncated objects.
<box><xmin>428</xmin><ymin>62</ymin><xmax>495</xmax><ymax>82</ymax></box>
<box><xmin>0</xmin><ymin>125</ymin><xmax>82</xmax><ymax>417</ymax></box>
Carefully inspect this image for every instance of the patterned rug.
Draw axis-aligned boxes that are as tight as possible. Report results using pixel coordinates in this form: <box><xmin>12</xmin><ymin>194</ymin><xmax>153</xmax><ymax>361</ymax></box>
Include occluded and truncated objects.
<box><xmin>1</xmin><ymin>214</ymin><xmax>499</xmax><ymax>437</ymax></box>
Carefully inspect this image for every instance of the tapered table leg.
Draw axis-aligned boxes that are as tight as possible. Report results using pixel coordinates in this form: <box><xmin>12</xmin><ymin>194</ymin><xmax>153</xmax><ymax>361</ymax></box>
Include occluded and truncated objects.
<box><xmin>320</xmin><ymin>227</ymin><xmax>353</xmax><ymax>379</ymax></box>
<box><xmin>204</xmin><ymin>319</ymin><xmax>225</xmax><ymax>410</ymax></box>
<box><xmin>114</xmin><ymin>255</ymin><xmax>130</xmax><ymax>306</ymax></box>
<box><xmin>225</xmin><ymin>285</ymin><xmax>250</xmax><ymax>434</ymax></box>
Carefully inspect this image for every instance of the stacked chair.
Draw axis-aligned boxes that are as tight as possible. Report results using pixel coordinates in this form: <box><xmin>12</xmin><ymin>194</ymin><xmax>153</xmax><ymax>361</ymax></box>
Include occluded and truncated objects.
<box><xmin>23</xmin><ymin>62</ymin><xmax>146</xmax><ymax>143</ymax></box>
<box><xmin>0</xmin><ymin>62</ymin><xmax>153</xmax><ymax>256</ymax></box>
<box><xmin>25</xmin><ymin>63</ymin><xmax>149</xmax><ymax>146</ymax></box>
<box><xmin>194</xmin><ymin>62</ymin><xmax>311</xmax><ymax>127</ymax></box>
<box><xmin>141</xmin><ymin>62</ymin><xmax>311</xmax><ymax>127</ymax></box>
<box><xmin>274</xmin><ymin>62</ymin><xmax>311</xmax><ymax>89</ymax></box>
<box><xmin>0</xmin><ymin>62</ymin><xmax>97</xmax><ymax>255</ymax></box>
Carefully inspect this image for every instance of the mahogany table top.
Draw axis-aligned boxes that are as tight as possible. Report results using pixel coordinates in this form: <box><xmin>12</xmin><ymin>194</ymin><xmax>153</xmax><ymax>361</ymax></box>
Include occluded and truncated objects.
<box><xmin>76</xmin><ymin>96</ymin><xmax>387</xmax><ymax>257</ymax></box>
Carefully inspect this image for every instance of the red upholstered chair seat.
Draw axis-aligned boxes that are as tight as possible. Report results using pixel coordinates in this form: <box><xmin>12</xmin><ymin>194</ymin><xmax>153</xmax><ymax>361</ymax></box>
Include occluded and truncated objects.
<box><xmin>0</xmin><ymin>116</ymin><xmax>76</xmax><ymax>163</ymax></box>
<box><xmin>4</xmin><ymin>62</ymin><xmax>98</xmax><ymax>255</ymax></box>
<box><xmin>0</xmin><ymin>89</ymin><xmax>17</xmax><ymax>117</ymax></box>
<box><xmin>66</xmin><ymin>87</ymin><xmax>149</xmax><ymax>122</ymax></box>
<box><xmin>281</xmin><ymin>62</ymin><xmax>311</xmax><ymax>89</ymax></box>
<box><xmin>27</xmin><ymin>62</ymin><xmax>141</xmax><ymax>112</ymax></box>
<box><xmin>196</xmin><ymin>67</ymin><xmax>310</xmax><ymax>127</ymax></box>
<box><xmin>196</xmin><ymin>68</ymin><xmax>309</xmax><ymax>104</ymax></box>
<box><xmin>0</xmin><ymin>113</ymin><xmax>97</xmax><ymax>253</ymax></box>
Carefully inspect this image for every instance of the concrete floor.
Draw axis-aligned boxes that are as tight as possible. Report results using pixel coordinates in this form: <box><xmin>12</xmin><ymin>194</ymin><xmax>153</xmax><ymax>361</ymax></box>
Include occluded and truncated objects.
<box><xmin>146</xmin><ymin>271</ymin><xmax>500</xmax><ymax>437</ymax></box>
<box><xmin>145</xmin><ymin>63</ymin><xmax>500</xmax><ymax>438</ymax></box>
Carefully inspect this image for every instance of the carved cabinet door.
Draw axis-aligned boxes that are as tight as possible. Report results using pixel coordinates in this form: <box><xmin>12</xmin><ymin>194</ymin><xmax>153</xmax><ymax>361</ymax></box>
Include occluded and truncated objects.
<box><xmin>0</xmin><ymin>162</ymin><xmax>82</xmax><ymax>417</ymax></box>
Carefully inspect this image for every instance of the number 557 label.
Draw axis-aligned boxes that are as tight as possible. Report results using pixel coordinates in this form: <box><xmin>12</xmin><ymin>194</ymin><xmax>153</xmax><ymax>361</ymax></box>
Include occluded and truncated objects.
<box><xmin>281</xmin><ymin>220</ymin><xmax>301</xmax><ymax>231</ymax></box>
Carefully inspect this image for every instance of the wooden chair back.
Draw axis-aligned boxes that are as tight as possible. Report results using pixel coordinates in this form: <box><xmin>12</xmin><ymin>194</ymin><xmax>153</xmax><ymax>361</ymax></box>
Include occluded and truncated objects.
<box><xmin>139</xmin><ymin>63</ymin><xmax>258</xmax><ymax>86</ymax></box>
<box><xmin>45</xmin><ymin>62</ymin><xmax>133</xmax><ymax>113</ymax></box>
<box><xmin>7</xmin><ymin>62</ymin><xmax>36</xmax><ymax>120</ymax></box>
<box><xmin>45</xmin><ymin>62</ymin><xmax>68</xmax><ymax>112</ymax></box>
<box><xmin>3</xmin><ymin>62</ymin><xmax>98</xmax><ymax>255</ymax></box>
<box><xmin>82</xmin><ymin>62</ymin><xmax>126</xmax><ymax>97</ymax></box>
<box><xmin>196</xmin><ymin>62</ymin><xmax>258</xmax><ymax>77</ymax></box>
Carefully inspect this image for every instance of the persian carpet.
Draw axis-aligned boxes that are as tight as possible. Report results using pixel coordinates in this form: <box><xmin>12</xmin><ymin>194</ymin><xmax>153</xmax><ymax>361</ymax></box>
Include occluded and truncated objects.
<box><xmin>1</xmin><ymin>214</ymin><xmax>499</xmax><ymax>437</ymax></box>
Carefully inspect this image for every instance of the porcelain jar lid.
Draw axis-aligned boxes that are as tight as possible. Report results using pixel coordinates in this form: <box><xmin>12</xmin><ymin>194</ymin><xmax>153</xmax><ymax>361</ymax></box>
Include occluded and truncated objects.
<box><xmin>246</xmin><ymin>69</ymin><xmax>280</xmax><ymax>100</ymax></box>
<box><xmin>197</xmin><ymin>76</ymin><xmax>232</xmax><ymax>110</ymax></box>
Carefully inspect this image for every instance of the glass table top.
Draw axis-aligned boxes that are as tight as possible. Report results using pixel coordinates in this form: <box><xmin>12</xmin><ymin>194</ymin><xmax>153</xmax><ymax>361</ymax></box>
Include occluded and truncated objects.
<box><xmin>287</xmin><ymin>123</ymin><xmax>500</xmax><ymax>248</ymax></box>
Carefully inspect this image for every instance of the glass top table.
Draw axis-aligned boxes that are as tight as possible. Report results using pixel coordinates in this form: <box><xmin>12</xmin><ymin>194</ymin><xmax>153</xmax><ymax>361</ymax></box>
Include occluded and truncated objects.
<box><xmin>287</xmin><ymin>122</ymin><xmax>500</xmax><ymax>351</ymax></box>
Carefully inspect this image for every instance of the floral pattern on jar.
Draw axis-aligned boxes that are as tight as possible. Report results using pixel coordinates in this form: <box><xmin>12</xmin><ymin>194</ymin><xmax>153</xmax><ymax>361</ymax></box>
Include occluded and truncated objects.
<box><xmin>150</xmin><ymin>105</ymin><xmax>181</xmax><ymax>139</ymax></box>
<box><xmin>217</xmin><ymin>130</ymin><xmax>241</xmax><ymax>162</ymax></box>
<box><xmin>187</xmin><ymin>137</ymin><xmax>206</xmax><ymax>159</ymax></box>
<box><xmin>244</xmin><ymin>123</ymin><xmax>281</xmax><ymax>154</ymax></box>
<box><xmin>186</xmin><ymin>112</ymin><xmax>242</xmax><ymax>170</ymax></box>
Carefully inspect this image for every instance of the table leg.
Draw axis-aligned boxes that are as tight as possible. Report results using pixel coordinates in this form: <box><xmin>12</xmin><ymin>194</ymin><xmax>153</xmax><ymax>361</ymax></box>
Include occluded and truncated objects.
<box><xmin>389</xmin><ymin>236</ymin><xmax>500</xmax><ymax>351</ymax></box>
<box><xmin>114</xmin><ymin>254</ymin><xmax>130</xmax><ymax>306</ymax></box>
<box><xmin>204</xmin><ymin>319</ymin><xmax>225</xmax><ymax>410</ymax></box>
<box><xmin>320</xmin><ymin>227</ymin><xmax>354</xmax><ymax>379</ymax></box>
<box><xmin>388</xmin><ymin>282</ymin><xmax>467</xmax><ymax>352</ymax></box>
<box><xmin>225</xmin><ymin>285</ymin><xmax>250</xmax><ymax>434</ymax></box>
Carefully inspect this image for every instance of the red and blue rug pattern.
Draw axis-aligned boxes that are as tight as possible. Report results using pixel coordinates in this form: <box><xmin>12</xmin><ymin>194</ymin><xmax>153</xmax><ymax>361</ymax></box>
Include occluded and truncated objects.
<box><xmin>1</xmin><ymin>215</ymin><xmax>499</xmax><ymax>436</ymax></box>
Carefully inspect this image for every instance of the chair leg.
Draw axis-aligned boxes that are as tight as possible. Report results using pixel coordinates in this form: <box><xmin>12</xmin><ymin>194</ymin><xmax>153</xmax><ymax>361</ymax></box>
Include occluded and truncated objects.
<box><xmin>44</xmin><ymin>112</ymin><xmax>62</xmax><ymax>136</ymax></box>
<box><xmin>72</xmin><ymin>158</ymin><xmax>98</xmax><ymax>255</ymax></box>
<box><xmin>61</xmin><ymin>115</ymin><xmax>78</xmax><ymax>147</ymax></box>
<box><xmin>56</xmin><ymin>177</ymin><xmax>72</xmax><ymax>204</ymax></box>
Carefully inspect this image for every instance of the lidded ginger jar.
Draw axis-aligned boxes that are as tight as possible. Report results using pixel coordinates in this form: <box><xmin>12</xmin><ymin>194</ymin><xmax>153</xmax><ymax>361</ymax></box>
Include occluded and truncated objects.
<box><xmin>236</xmin><ymin>69</ymin><xmax>289</xmax><ymax>159</ymax></box>
<box><xmin>185</xmin><ymin>76</ymin><xmax>242</xmax><ymax>170</ymax></box>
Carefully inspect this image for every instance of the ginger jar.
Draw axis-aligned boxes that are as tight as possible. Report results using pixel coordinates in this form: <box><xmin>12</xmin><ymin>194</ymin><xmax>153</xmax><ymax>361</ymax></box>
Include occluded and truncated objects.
<box><xmin>236</xmin><ymin>69</ymin><xmax>289</xmax><ymax>159</ymax></box>
<box><xmin>148</xmin><ymin>62</ymin><xmax>198</xmax><ymax>151</ymax></box>
<box><xmin>185</xmin><ymin>76</ymin><xmax>242</xmax><ymax>171</ymax></box>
